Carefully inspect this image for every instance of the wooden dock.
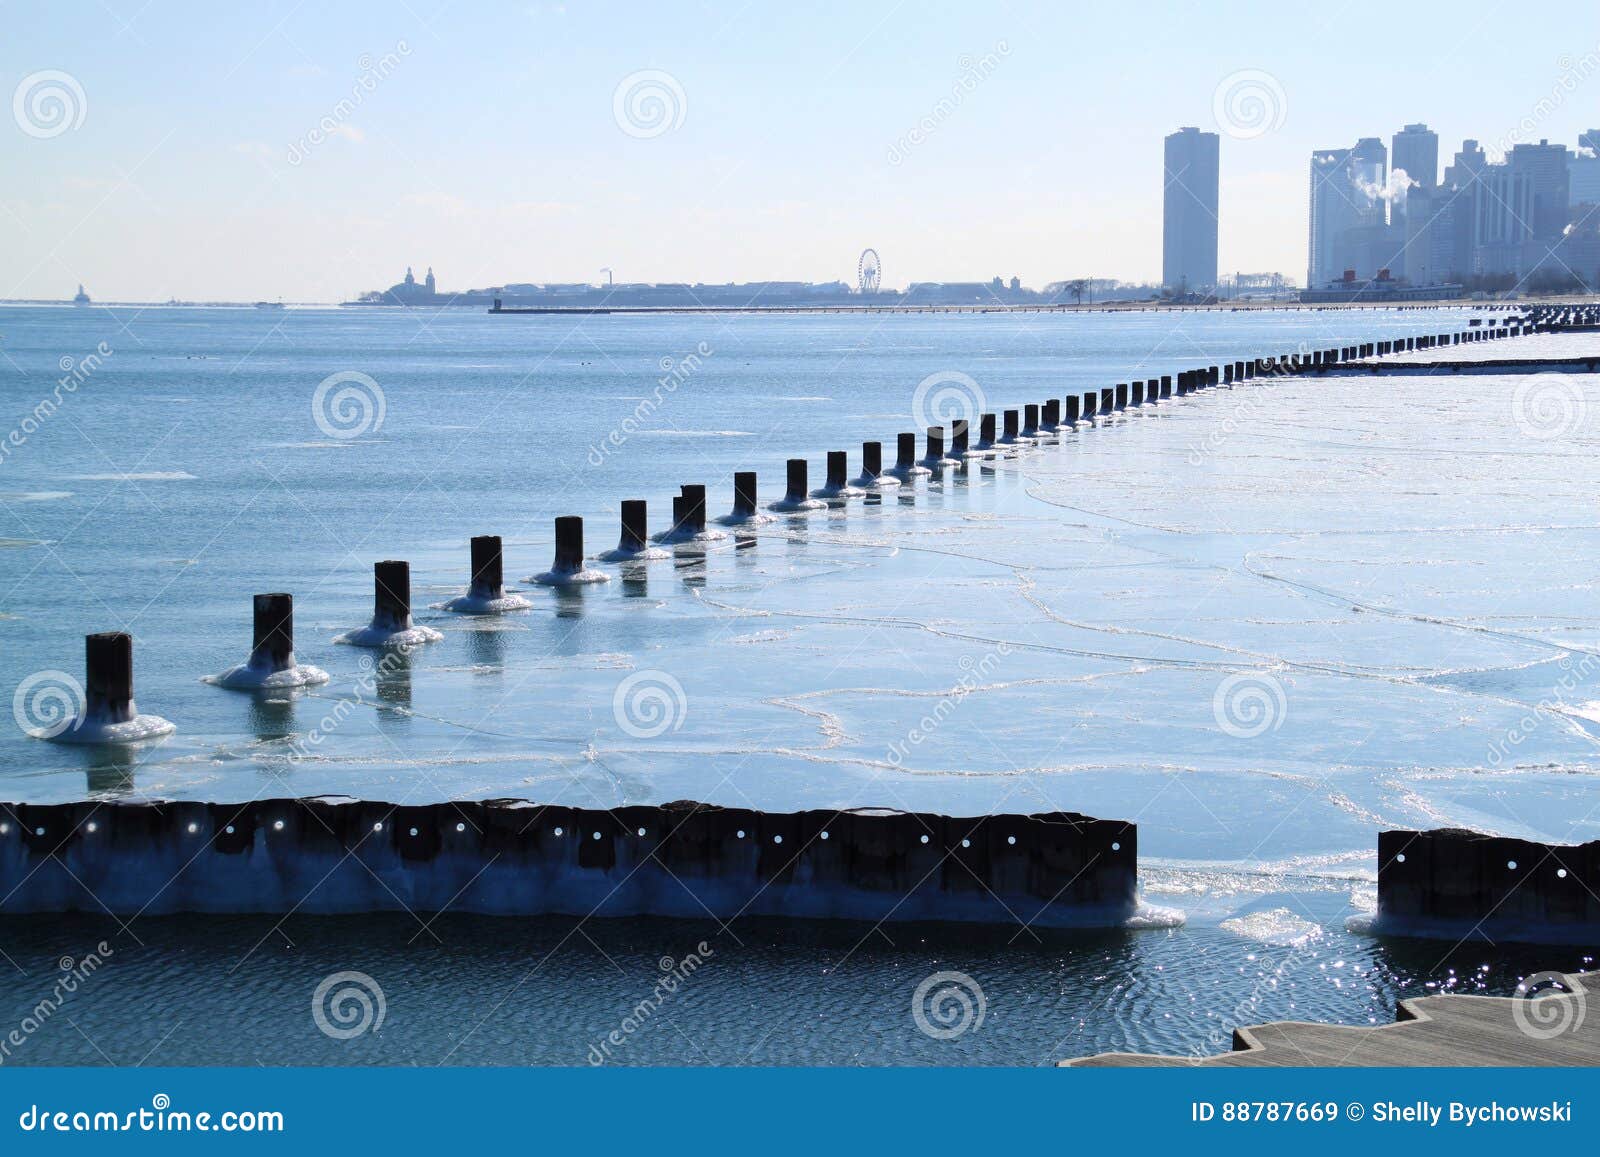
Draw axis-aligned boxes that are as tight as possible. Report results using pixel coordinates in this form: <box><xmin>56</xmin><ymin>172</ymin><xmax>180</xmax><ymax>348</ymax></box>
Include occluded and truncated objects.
<box><xmin>1064</xmin><ymin>971</ymin><xmax>1600</xmax><ymax>1067</ymax></box>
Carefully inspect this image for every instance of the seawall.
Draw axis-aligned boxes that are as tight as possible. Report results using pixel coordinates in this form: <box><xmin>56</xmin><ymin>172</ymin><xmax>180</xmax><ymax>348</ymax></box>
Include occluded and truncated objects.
<box><xmin>0</xmin><ymin>798</ymin><xmax>1139</xmax><ymax>926</ymax></box>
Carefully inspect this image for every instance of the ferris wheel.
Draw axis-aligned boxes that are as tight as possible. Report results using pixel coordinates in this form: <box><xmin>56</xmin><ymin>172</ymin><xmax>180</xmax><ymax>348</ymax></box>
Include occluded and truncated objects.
<box><xmin>857</xmin><ymin>248</ymin><xmax>882</xmax><ymax>295</ymax></box>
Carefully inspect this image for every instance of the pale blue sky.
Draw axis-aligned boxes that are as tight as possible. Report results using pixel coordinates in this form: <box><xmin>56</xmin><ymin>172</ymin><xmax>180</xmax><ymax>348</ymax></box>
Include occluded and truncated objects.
<box><xmin>5</xmin><ymin>0</ymin><xmax>1600</xmax><ymax>300</ymax></box>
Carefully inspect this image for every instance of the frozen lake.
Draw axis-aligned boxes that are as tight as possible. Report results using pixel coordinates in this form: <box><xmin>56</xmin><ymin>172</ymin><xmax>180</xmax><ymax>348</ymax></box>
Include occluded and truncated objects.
<box><xmin>2</xmin><ymin>302</ymin><xmax>1595</xmax><ymax>1064</ymax></box>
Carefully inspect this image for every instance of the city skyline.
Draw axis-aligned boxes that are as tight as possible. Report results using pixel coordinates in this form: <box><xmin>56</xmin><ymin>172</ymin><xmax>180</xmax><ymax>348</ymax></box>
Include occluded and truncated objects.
<box><xmin>5</xmin><ymin>2</ymin><xmax>1600</xmax><ymax>300</ymax></box>
<box><xmin>1302</xmin><ymin>124</ymin><xmax>1600</xmax><ymax>298</ymax></box>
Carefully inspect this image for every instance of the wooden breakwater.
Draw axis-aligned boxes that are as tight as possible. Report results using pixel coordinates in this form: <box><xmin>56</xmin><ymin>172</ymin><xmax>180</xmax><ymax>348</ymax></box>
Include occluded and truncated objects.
<box><xmin>0</xmin><ymin>798</ymin><xmax>1138</xmax><ymax>925</ymax></box>
<box><xmin>1371</xmin><ymin>828</ymin><xmax>1600</xmax><ymax>941</ymax></box>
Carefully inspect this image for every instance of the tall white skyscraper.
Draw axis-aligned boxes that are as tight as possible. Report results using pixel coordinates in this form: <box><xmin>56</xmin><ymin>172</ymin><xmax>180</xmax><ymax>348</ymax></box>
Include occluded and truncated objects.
<box><xmin>1162</xmin><ymin>127</ymin><xmax>1219</xmax><ymax>295</ymax></box>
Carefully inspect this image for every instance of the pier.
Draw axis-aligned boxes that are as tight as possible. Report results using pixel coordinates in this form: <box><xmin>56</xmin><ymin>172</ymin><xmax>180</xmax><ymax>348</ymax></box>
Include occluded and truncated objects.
<box><xmin>1065</xmin><ymin>971</ymin><xmax>1600</xmax><ymax>1066</ymax></box>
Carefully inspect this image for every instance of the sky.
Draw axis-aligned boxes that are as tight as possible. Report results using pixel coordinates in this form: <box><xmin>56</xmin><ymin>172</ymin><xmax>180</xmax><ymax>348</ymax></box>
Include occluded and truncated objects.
<box><xmin>4</xmin><ymin>0</ymin><xmax>1600</xmax><ymax>302</ymax></box>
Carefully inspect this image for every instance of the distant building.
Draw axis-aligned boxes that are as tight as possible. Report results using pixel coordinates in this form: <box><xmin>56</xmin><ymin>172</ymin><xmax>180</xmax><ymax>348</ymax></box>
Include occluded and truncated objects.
<box><xmin>1391</xmin><ymin>123</ymin><xmax>1439</xmax><ymax>190</ymax></box>
<box><xmin>1388</xmin><ymin>124</ymin><xmax>1438</xmax><ymax>281</ymax></box>
<box><xmin>1575</xmin><ymin>129</ymin><xmax>1600</xmax><ymax>206</ymax></box>
<box><xmin>1162</xmin><ymin>127</ymin><xmax>1219</xmax><ymax>295</ymax></box>
<box><xmin>1436</xmin><ymin>139</ymin><xmax>1488</xmax><ymax>282</ymax></box>
<box><xmin>1508</xmin><ymin>140</ymin><xmax>1570</xmax><ymax>241</ymax></box>
<box><xmin>1218</xmin><ymin>271</ymin><xmax>1293</xmax><ymax>300</ymax></box>
<box><xmin>1458</xmin><ymin>141</ymin><xmax>1570</xmax><ymax>280</ymax></box>
<box><xmin>1571</xmin><ymin>139</ymin><xmax>1600</xmax><ymax>209</ymax></box>
<box><xmin>1308</xmin><ymin>129</ymin><xmax>1595</xmax><ymax>292</ymax></box>
<box><xmin>1300</xmin><ymin>267</ymin><xmax>1461</xmax><ymax>303</ymax></box>
<box><xmin>1472</xmin><ymin>164</ymin><xmax>1534</xmax><ymax>276</ymax></box>
<box><xmin>359</xmin><ymin>266</ymin><xmax>444</xmax><ymax>305</ymax></box>
<box><xmin>1307</xmin><ymin>137</ymin><xmax>1389</xmax><ymax>286</ymax></box>
<box><xmin>72</xmin><ymin>283</ymin><xmax>90</xmax><ymax>306</ymax></box>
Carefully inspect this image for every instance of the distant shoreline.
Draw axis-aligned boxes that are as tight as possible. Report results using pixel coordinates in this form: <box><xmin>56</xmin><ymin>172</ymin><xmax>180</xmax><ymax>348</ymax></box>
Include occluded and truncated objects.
<box><xmin>2</xmin><ymin>296</ymin><xmax>1593</xmax><ymax>314</ymax></box>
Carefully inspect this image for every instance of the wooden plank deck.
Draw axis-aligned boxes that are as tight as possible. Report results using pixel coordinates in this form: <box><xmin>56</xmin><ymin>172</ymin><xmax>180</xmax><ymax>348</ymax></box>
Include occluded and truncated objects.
<box><xmin>1064</xmin><ymin>971</ymin><xmax>1600</xmax><ymax>1067</ymax></box>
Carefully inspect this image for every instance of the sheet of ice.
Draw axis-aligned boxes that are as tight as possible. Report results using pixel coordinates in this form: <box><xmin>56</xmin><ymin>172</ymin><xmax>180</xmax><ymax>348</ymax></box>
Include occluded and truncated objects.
<box><xmin>3</xmin><ymin>308</ymin><xmax>1594</xmax><ymax>897</ymax></box>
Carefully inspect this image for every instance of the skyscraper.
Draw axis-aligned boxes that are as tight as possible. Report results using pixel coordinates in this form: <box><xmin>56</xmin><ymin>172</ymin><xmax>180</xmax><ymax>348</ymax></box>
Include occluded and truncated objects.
<box><xmin>1571</xmin><ymin>131</ymin><xmax>1600</xmax><ymax>209</ymax></box>
<box><xmin>1473</xmin><ymin>165</ymin><xmax>1534</xmax><ymax>275</ymax></box>
<box><xmin>1307</xmin><ymin>138</ymin><xmax>1389</xmax><ymax>286</ymax></box>
<box><xmin>1162</xmin><ymin>127</ymin><xmax>1219</xmax><ymax>295</ymax></box>
<box><xmin>1391</xmin><ymin>123</ymin><xmax>1439</xmax><ymax>190</ymax></box>
<box><xmin>1507</xmin><ymin>140</ymin><xmax>1570</xmax><ymax>241</ymax></box>
<box><xmin>1438</xmin><ymin>139</ymin><xmax>1488</xmax><ymax>281</ymax></box>
<box><xmin>1388</xmin><ymin>123</ymin><xmax>1438</xmax><ymax>282</ymax></box>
